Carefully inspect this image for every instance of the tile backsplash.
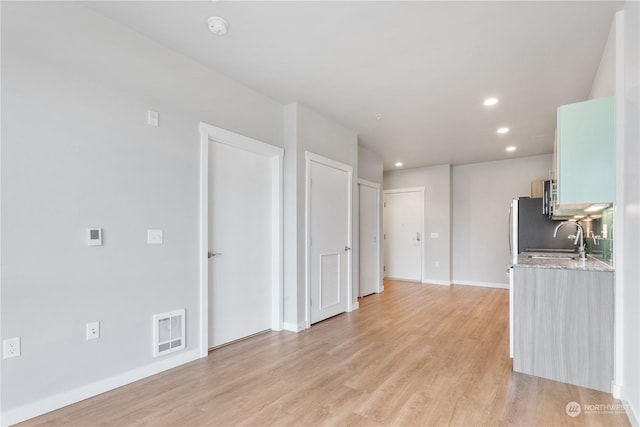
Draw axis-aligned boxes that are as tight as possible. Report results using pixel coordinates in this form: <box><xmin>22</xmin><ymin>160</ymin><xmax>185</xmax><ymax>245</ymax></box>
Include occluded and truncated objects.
<box><xmin>581</xmin><ymin>206</ymin><xmax>614</xmax><ymax>262</ymax></box>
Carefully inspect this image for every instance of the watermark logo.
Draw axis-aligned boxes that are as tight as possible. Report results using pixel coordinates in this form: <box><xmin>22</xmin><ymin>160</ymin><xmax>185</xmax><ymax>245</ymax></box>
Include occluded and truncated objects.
<box><xmin>583</xmin><ymin>403</ymin><xmax>628</xmax><ymax>415</ymax></box>
<box><xmin>565</xmin><ymin>401</ymin><xmax>628</xmax><ymax>417</ymax></box>
<box><xmin>566</xmin><ymin>401</ymin><xmax>582</xmax><ymax>417</ymax></box>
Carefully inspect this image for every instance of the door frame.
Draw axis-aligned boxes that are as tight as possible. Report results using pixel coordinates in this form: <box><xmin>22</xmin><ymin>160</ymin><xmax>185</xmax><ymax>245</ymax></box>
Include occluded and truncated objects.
<box><xmin>382</xmin><ymin>187</ymin><xmax>425</xmax><ymax>283</ymax></box>
<box><xmin>199</xmin><ymin>122</ymin><xmax>284</xmax><ymax>357</ymax></box>
<box><xmin>305</xmin><ymin>151</ymin><xmax>354</xmax><ymax>329</ymax></box>
<box><xmin>358</xmin><ymin>179</ymin><xmax>382</xmax><ymax>295</ymax></box>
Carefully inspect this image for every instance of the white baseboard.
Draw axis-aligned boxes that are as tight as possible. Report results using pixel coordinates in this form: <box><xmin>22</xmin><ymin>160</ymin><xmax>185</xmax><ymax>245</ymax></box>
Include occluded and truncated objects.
<box><xmin>383</xmin><ymin>277</ymin><xmax>421</xmax><ymax>283</ymax></box>
<box><xmin>623</xmin><ymin>398</ymin><xmax>640</xmax><ymax>427</ymax></box>
<box><xmin>377</xmin><ymin>285</ymin><xmax>384</xmax><ymax>293</ymax></box>
<box><xmin>283</xmin><ymin>321</ymin><xmax>306</xmax><ymax>332</ymax></box>
<box><xmin>613</xmin><ymin>386</ymin><xmax>640</xmax><ymax>427</ymax></box>
<box><xmin>613</xmin><ymin>383</ymin><xmax>623</xmax><ymax>399</ymax></box>
<box><xmin>422</xmin><ymin>279</ymin><xmax>452</xmax><ymax>286</ymax></box>
<box><xmin>453</xmin><ymin>280</ymin><xmax>509</xmax><ymax>290</ymax></box>
<box><xmin>1</xmin><ymin>348</ymin><xmax>200</xmax><ymax>427</ymax></box>
<box><xmin>348</xmin><ymin>301</ymin><xmax>359</xmax><ymax>312</ymax></box>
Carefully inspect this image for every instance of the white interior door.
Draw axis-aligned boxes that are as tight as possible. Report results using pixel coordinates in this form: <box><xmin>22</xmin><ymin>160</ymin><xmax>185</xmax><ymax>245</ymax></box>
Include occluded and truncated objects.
<box><xmin>208</xmin><ymin>141</ymin><xmax>272</xmax><ymax>348</ymax></box>
<box><xmin>308</xmin><ymin>154</ymin><xmax>351</xmax><ymax>324</ymax></box>
<box><xmin>359</xmin><ymin>181</ymin><xmax>379</xmax><ymax>296</ymax></box>
<box><xmin>383</xmin><ymin>189</ymin><xmax>423</xmax><ymax>282</ymax></box>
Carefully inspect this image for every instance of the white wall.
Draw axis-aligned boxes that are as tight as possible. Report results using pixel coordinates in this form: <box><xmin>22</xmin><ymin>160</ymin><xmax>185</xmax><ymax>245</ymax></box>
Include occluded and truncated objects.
<box><xmin>1</xmin><ymin>1</ymin><xmax>283</xmax><ymax>422</ymax></box>
<box><xmin>619</xmin><ymin>1</ymin><xmax>640</xmax><ymax>423</ymax></box>
<box><xmin>383</xmin><ymin>157</ymin><xmax>556</xmax><ymax>288</ymax></box>
<box><xmin>358</xmin><ymin>145</ymin><xmax>383</xmax><ymax>184</ymax></box>
<box><xmin>452</xmin><ymin>155</ymin><xmax>552</xmax><ymax>287</ymax></box>
<box><xmin>592</xmin><ymin>6</ymin><xmax>640</xmax><ymax>424</ymax></box>
<box><xmin>383</xmin><ymin>164</ymin><xmax>452</xmax><ymax>285</ymax></box>
<box><xmin>590</xmin><ymin>18</ymin><xmax>617</xmax><ymax>99</ymax></box>
<box><xmin>1</xmin><ymin>3</ymin><xmax>363</xmax><ymax>422</ymax></box>
<box><xmin>598</xmin><ymin>5</ymin><xmax>627</xmax><ymax>410</ymax></box>
<box><xmin>282</xmin><ymin>104</ymin><xmax>300</xmax><ymax>327</ymax></box>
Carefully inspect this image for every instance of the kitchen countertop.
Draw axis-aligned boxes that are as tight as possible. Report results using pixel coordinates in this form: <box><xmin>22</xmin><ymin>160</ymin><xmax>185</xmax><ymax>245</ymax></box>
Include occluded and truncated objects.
<box><xmin>514</xmin><ymin>252</ymin><xmax>614</xmax><ymax>272</ymax></box>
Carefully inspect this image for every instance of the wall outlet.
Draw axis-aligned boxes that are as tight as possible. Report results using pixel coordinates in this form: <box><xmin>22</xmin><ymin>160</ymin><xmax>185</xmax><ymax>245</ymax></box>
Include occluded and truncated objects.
<box><xmin>3</xmin><ymin>337</ymin><xmax>21</xmax><ymax>359</ymax></box>
<box><xmin>86</xmin><ymin>322</ymin><xmax>100</xmax><ymax>340</ymax></box>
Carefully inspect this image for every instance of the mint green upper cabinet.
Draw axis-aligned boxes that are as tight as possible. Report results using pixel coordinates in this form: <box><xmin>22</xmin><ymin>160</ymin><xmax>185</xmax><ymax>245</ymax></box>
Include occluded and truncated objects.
<box><xmin>557</xmin><ymin>96</ymin><xmax>615</xmax><ymax>205</ymax></box>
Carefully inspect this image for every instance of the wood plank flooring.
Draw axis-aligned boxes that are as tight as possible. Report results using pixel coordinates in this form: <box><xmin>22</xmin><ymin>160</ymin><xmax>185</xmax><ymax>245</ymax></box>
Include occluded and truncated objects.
<box><xmin>19</xmin><ymin>280</ymin><xmax>630</xmax><ymax>426</ymax></box>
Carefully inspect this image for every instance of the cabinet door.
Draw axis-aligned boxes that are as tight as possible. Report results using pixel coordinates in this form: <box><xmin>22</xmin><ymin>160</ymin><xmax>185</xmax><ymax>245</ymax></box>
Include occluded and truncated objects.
<box><xmin>513</xmin><ymin>267</ymin><xmax>614</xmax><ymax>392</ymax></box>
<box><xmin>557</xmin><ymin>96</ymin><xmax>614</xmax><ymax>205</ymax></box>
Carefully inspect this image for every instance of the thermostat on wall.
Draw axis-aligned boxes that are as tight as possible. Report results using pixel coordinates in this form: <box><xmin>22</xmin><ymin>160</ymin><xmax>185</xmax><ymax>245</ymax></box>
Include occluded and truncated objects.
<box><xmin>87</xmin><ymin>228</ymin><xmax>102</xmax><ymax>246</ymax></box>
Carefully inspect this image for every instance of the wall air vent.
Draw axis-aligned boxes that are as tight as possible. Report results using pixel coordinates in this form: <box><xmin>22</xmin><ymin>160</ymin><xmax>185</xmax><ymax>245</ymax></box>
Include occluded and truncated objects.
<box><xmin>153</xmin><ymin>309</ymin><xmax>185</xmax><ymax>357</ymax></box>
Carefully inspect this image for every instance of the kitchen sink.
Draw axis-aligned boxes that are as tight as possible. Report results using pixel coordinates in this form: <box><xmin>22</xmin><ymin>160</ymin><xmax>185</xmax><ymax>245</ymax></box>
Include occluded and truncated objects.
<box><xmin>528</xmin><ymin>254</ymin><xmax>577</xmax><ymax>260</ymax></box>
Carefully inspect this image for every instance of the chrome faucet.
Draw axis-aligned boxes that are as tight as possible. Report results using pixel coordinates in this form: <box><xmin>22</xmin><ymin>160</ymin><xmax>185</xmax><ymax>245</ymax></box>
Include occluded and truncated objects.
<box><xmin>554</xmin><ymin>221</ymin><xmax>586</xmax><ymax>260</ymax></box>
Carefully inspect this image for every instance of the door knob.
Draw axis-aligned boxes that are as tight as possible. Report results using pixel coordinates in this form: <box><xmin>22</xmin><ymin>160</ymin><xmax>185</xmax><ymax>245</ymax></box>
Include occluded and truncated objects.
<box><xmin>344</xmin><ymin>246</ymin><xmax>351</xmax><ymax>251</ymax></box>
<box><xmin>208</xmin><ymin>252</ymin><xmax>222</xmax><ymax>259</ymax></box>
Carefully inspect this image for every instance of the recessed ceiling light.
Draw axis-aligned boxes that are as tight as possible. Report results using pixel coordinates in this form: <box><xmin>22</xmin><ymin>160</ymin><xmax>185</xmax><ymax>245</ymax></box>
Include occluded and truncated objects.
<box><xmin>505</xmin><ymin>146</ymin><xmax>516</xmax><ymax>152</ymax></box>
<box><xmin>395</xmin><ymin>162</ymin><xmax>403</xmax><ymax>167</ymax></box>
<box><xmin>208</xmin><ymin>16</ymin><xmax>228</xmax><ymax>35</ymax></box>
<box><xmin>484</xmin><ymin>97</ymin><xmax>499</xmax><ymax>106</ymax></box>
<box><xmin>497</xmin><ymin>127</ymin><xmax>509</xmax><ymax>134</ymax></box>
<box><xmin>375</xmin><ymin>113</ymin><xmax>383</xmax><ymax>120</ymax></box>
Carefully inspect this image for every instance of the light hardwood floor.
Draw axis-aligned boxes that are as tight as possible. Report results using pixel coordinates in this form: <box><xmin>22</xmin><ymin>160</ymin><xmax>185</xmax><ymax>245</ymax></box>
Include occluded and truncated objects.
<box><xmin>19</xmin><ymin>281</ymin><xmax>630</xmax><ymax>426</ymax></box>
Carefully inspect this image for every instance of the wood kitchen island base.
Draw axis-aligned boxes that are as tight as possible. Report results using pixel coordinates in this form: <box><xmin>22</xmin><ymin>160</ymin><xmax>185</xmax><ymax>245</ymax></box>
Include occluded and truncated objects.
<box><xmin>513</xmin><ymin>265</ymin><xmax>614</xmax><ymax>393</ymax></box>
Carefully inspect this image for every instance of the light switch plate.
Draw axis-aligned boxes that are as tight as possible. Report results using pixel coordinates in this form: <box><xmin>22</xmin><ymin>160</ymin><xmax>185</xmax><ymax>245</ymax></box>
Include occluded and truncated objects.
<box><xmin>147</xmin><ymin>110</ymin><xmax>159</xmax><ymax>127</ymax></box>
<box><xmin>147</xmin><ymin>229</ymin><xmax>163</xmax><ymax>245</ymax></box>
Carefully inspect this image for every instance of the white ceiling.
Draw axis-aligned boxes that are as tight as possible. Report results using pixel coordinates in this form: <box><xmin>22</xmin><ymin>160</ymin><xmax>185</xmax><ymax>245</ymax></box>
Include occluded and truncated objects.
<box><xmin>86</xmin><ymin>1</ymin><xmax>622</xmax><ymax>170</ymax></box>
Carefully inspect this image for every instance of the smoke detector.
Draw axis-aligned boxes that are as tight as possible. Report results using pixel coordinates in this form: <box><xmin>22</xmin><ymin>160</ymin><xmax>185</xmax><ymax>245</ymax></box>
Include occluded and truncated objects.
<box><xmin>208</xmin><ymin>16</ymin><xmax>228</xmax><ymax>35</ymax></box>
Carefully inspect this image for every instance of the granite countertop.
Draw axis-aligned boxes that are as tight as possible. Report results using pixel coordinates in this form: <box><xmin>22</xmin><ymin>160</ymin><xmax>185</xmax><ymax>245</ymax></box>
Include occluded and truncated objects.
<box><xmin>514</xmin><ymin>252</ymin><xmax>614</xmax><ymax>272</ymax></box>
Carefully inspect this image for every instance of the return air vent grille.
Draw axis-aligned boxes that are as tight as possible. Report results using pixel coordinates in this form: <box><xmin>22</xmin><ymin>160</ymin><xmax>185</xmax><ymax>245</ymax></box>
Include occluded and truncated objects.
<box><xmin>153</xmin><ymin>309</ymin><xmax>185</xmax><ymax>357</ymax></box>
